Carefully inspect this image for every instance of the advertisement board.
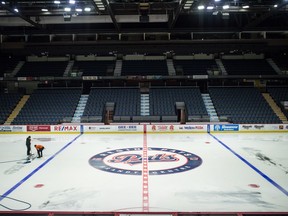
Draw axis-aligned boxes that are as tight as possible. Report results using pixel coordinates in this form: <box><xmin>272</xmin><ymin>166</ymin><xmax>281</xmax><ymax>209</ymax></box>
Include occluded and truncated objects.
<box><xmin>0</xmin><ymin>125</ymin><xmax>26</xmax><ymax>133</ymax></box>
<box><xmin>213</xmin><ymin>124</ymin><xmax>239</xmax><ymax>132</ymax></box>
<box><xmin>84</xmin><ymin>125</ymin><xmax>142</xmax><ymax>133</ymax></box>
<box><xmin>240</xmin><ymin>124</ymin><xmax>288</xmax><ymax>132</ymax></box>
<box><xmin>27</xmin><ymin>125</ymin><xmax>51</xmax><ymax>132</ymax></box>
<box><xmin>51</xmin><ymin>125</ymin><xmax>81</xmax><ymax>133</ymax></box>
<box><xmin>147</xmin><ymin>124</ymin><xmax>207</xmax><ymax>133</ymax></box>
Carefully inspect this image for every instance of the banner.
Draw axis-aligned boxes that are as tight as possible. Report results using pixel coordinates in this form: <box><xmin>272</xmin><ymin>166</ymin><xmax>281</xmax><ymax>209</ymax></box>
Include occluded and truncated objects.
<box><xmin>52</xmin><ymin>125</ymin><xmax>80</xmax><ymax>132</ymax></box>
<box><xmin>147</xmin><ymin>124</ymin><xmax>207</xmax><ymax>133</ymax></box>
<box><xmin>213</xmin><ymin>124</ymin><xmax>239</xmax><ymax>132</ymax></box>
<box><xmin>27</xmin><ymin>125</ymin><xmax>51</xmax><ymax>132</ymax></box>
<box><xmin>84</xmin><ymin>125</ymin><xmax>142</xmax><ymax>133</ymax></box>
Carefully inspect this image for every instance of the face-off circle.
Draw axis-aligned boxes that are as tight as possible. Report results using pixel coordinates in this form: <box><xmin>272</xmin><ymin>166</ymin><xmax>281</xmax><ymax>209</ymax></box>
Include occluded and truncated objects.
<box><xmin>89</xmin><ymin>147</ymin><xmax>202</xmax><ymax>175</ymax></box>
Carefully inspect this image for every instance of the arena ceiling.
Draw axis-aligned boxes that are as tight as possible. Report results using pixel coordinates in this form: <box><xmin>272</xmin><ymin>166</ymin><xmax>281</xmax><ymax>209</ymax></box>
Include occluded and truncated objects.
<box><xmin>0</xmin><ymin>0</ymin><xmax>288</xmax><ymax>34</ymax></box>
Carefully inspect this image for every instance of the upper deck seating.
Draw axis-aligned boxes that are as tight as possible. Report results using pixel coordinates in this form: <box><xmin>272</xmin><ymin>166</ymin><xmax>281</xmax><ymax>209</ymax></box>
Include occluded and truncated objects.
<box><xmin>222</xmin><ymin>59</ymin><xmax>277</xmax><ymax>75</ymax></box>
<box><xmin>72</xmin><ymin>60</ymin><xmax>115</xmax><ymax>76</ymax></box>
<box><xmin>16</xmin><ymin>61</ymin><xmax>68</xmax><ymax>77</ymax></box>
<box><xmin>121</xmin><ymin>60</ymin><xmax>168</xmax><ymax>76</ymax></box>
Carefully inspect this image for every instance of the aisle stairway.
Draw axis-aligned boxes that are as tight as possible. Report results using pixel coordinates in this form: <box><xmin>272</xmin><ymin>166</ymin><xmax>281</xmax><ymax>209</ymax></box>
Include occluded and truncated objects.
<box><xmin>167</xmin><ymin>59</ymin><xmax>176</xmax><ymax>76</ymax></box>
<box><xmin>71</xmin><ymin>95</ymin><xmax>89</xmax><ymax>123</ymax></box>
<box><xmin>262</xmin><ymin>93</ymin><xmax>288</xmax><ymax>124</ymax></box>
<box><xmin>202</xmin><ymin>93</ymin><xmax>219</xmax><ymax>122</ymax></box>
<box><xmin>140</xmin><ymin>94</ymin><xmax>150</xmax><ymax>116</ymax></box>
<box><xmin>4</xmin><ymin>95</ymin><xmax>30</xmax><ymax>125</ymax></box>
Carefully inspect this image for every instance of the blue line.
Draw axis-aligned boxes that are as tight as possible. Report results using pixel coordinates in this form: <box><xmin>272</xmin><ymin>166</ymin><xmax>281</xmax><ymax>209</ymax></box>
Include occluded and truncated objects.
<box><xmin>0</xmin><ymin>133</ymin><xmax>83</xmax><ymax>202</ymax></box>
<box><xmin>209</xmin><ymin>133</ymin><xmax>288</xmax><ymax>197</ymax></box>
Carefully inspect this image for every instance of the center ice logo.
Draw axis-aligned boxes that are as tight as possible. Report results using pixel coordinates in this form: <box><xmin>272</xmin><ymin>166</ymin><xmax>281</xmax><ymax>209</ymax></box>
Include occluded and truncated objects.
<box><xmin>89</xmin><ymin>147</ymin><xmax>202</xmax><ymax>175</ymax></box>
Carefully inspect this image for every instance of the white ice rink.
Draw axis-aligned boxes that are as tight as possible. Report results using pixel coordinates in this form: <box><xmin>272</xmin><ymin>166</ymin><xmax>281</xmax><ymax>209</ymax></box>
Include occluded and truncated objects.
<box><xmin>0</xmin><ymin>132</ymin><xmax>288</xmax><ymax>213</ymax></box>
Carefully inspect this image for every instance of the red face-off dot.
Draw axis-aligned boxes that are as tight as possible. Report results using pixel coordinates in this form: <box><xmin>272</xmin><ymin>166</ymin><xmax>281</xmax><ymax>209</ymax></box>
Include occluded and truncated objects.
<box><xmin>248</xmin><ymin>184</ymin><xmax>260</xmax><ymax>188</ymax></box>
<box><xmin>205</xmin><ymin>141</ymin><xmax>210</xmax><ymax>144</ymax></box>
<box><xmin>34</xmin><ymin>184</ymin><xmax>44</xmax><ymax>188</ymax></box>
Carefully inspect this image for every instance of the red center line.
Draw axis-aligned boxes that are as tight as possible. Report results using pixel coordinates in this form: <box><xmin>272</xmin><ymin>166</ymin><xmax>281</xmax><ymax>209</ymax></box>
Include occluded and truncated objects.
<box><xmin>142</xmin><ymin>124</ymin><xmax>149</xmax><ymax>212</ymax></box>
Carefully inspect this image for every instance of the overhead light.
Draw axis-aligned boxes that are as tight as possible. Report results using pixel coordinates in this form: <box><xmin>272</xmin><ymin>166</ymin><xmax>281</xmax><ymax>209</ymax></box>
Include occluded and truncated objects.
<box><xmin>75</xmin><ymin>8</ymin><xmax>82</xmax><ymax>12</ymax></box>
<box><xmin>1</xmin><ymin>1</ymin><xmax>5</xmax><ymax>5</ymax></box>
<box><xmin>84</xmin><ymin>7</ymin><xmax>91</xmax><ymax>12</ymax></box>
<box><xmin>214</xmin><ymin>0</ymin><xmax>220</xmax><ymax>2</ymax></box>
<box><xmin>207</xmin><ymin>6</ymin><xmax>214</xmax><ymax>10</ymax></box>
<box><xmin>41</xmin><ymin>8</ymin><xmax>48</xmax><ymax>12</ymax></box>
<box><xmin>242</xmin><ymin>5</ymin><xmax>249</xmax><ymax>9</ymax></box>
<box><xmin>54</xmin><ymin>0</ymin><xmax>60</xmax><ymax>4</ymax></box>
<box><xmin>69</xmin><ymin>0</ymin><xmax>75</xmax><ymax>4</ymax></box>
<box><xmin>14</xmin><ymin>8</ymin><xmax>19</xmax><ymax>12</ymax></box>
<box><xmin>64</xmin><ymin>7</ymin><xmax>71</xmax><ymax>11</ymax></box>
<box><xmin>223</xmin><ymin>4</ymin><xmax>229</xmax><ymax>9</ymax></box>
<box><xmin>198</xmin><ymin>5</ymin><xmax>205</xmax><ymax>10</ymax></box>
<box><xmin>274</xmin><ymin>4</ymin><xmax>278</xmax><ymax>7</ymax></box>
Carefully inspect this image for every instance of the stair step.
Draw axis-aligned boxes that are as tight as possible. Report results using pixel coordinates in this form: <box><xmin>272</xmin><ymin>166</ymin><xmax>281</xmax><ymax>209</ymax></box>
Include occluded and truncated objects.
<box><xmin>202</xmin><ymin>93</ymin><xmax>219</xmax><ymax>122</ymax></box>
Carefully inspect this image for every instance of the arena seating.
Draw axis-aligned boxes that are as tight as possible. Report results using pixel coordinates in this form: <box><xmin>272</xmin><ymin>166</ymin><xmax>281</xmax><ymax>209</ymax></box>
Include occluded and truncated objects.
<box><xmin>16</xmin><ymin>61</ymin><xmax>68</xmax><ymax>77</ymax></box>
<box><xmin>173</xmin><ymin>59</ymin><xmax>217</xmax><ymax>75</ymax></box>
<box><xmin>121</xmin><ymin>60</ymin><xmax>168</xmax><ymax>76</ymax></box>
<box><xmin>209</xmin><ymin>87</ymin><xmax>281</xmax><ymax>124</ymax></box>
<box><xmin>12</xmin><ymin>88</ymin><xmax>81</xmax><ymax>125</ymax></box>
<box><xmin>0</xmin><ymin>93</ymin><xmax>22</xmax><ymax>124</ymax></box>
<box><xmin>271</xmin><ymin>56</ymin><xmax>288</xmax><ymax>73</ymax></box>
<box><xmin>149</xmin><ymin>87</ymin><xmax>208</xmax><ymax>122</ymax></box>
<box><xmin>221</xmin><ymin>59</ymin><xmax>277</xmax><ymax>75</ymax></box>
<box><xmin>82</xmin><ymin>88</ymin><xmax>140</xmax><ymax>123</ymax></box>
<box><xmin>0</xmin><ymin>56</ymin><xmax>21</xmax><ymax>77</ymax></box>
<box><xmin>267</xmin><ymin>86</ymin><xmax>288</xmax><ymax>119</ymax></box>
<box><xmin>72</xmin><ymin>60</ymin><xmax>115</xmax><ymax>76</ymax></box>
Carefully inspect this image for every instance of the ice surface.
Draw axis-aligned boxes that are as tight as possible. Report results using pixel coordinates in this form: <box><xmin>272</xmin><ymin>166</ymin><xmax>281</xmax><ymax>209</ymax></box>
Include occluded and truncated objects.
<box><xmin>0</xmin><ymin>133</ymin><xmax>287</xmax><ymax>212</ymax></box>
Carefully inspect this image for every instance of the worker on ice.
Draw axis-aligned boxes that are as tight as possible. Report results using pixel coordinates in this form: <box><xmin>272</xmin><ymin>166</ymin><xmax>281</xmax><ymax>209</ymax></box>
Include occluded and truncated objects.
<box><xmin>26</xmin><ymin>136</ymin><xmax>32</xmax><ymax>156</ymax></box>
<box><xmin>34</xmin><ymin>144</ymin><xmax>45</xmax><ymax>158</ymax></box>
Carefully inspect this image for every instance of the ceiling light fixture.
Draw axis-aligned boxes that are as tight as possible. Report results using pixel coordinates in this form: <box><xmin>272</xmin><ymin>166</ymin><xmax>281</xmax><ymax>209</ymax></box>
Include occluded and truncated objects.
<box><xmin>223</xmin><ymin>4</ymin><xmax>229</xmax><ymax>9</ymax></box>
<box><xmin>84</xmin><ymin>7</ymin><xmax>91</xmax><ymax>12</ymax></box>
<box><xmin>198</xmin><ymin>5</ymin><xmax>205</xmax><ymax>10</ymax></box>
<box><xmin>64</xmin><ymin>7</ymin><xmax>71</xmax><ymax>11</ymax></box>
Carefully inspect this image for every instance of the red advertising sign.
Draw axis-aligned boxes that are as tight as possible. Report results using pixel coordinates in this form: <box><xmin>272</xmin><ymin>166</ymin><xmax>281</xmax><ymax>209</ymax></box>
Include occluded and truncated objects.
<box><xmin>27</xmin><ymin>125</ymin><xmax>51</xmax><ymax>132</ymax></box>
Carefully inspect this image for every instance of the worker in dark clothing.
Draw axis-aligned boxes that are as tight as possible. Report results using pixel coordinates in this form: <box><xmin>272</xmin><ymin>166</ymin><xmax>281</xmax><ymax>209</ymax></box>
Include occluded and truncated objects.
<box><xmin>34</xmin><ymin>144</ymin><xmax>45</xmax><ymax>158</ymax></box>
<box><xmin>26</xmin><ymin>136</ymin><xmax>31</xmax><ymax>156</ymax></box>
